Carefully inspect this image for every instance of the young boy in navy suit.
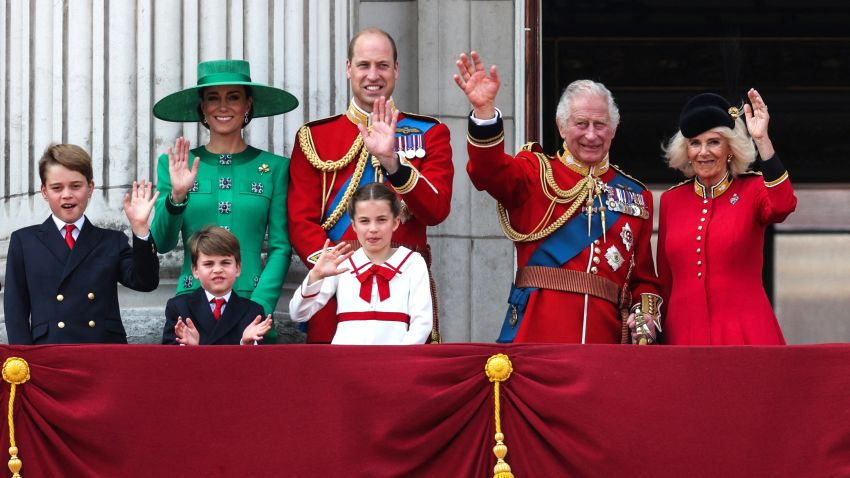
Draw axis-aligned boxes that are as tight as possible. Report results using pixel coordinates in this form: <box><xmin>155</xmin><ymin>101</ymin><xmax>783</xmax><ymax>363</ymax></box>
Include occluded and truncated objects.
<box><xmin>162</xmin><ymin>226</ymin><xmax>272</xmax><ymax>345</ymax></box>
<box><xmin>4</xmin><ymin>144</ymin><xmax>160</xmax><ymax>344</ymax></box>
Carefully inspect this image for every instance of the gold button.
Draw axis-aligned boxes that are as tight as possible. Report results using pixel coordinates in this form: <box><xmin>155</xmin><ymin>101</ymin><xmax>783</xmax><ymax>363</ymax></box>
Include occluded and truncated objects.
<box><xmin>593</xmin><ymin>240</ymin><xmax>600</xmax><ymax>245</ymax></box>
<box><xmin>88</xmin><ymin>321</ymin><xmax>96</xmax><ymax>328</ymax></box>
<box><xmin>697</xmin><ymin>260</ymin><xmax>702</xmax><ymax>266</ymax></box>
<box><xmin>703</xmin><ymin>199</ymin><xmax>708</xmax><ymax>204</ymax></box>
<box><xmin>700</xmin><ymin>217</ymin><xmax>706</xmax><ymax>222</ymax></box>
<box><xmin>697</xmin><ymin>226</ymin><xmax>703</xmax><ymax>231</ymax></box>
<box><xmin>702</xmin><ymin>209</ymin><xmax>708</xmax><ymax>214</ymax></box>
<box><xmin>696</xmin><ymin>248</ymin><xmax>701</xmax><ymax>253</ymax></box>
<box><xmin>56</xmin><ymin>294</ymin><xmax>64</xmax><ymax>302</ymax></box>
<box><xmin>592</xmin><ymin>257</ymin><xmax>600</xmax><ymax>264</ymax></box>
<box><xmin>696</xmin><ymin>235</ymin><xmax>702</xmax><ymax>241</ymax></box>
<box><xmin>697</xmin><ymin>272</ymin><xmax>703</xmax><ymax>278</ymax></box>
<box><xmin>590</xmin><ymin>266</ymin><xmax>598</xmax><ymax>274</ymax></box>
<box><xmin>58</xmin><ymin>321</ymin><xmax>65</xmax><ymax>328</ymax></box>
<box><xmin>87</xmin><ymin>292</ymin><xmax>95</xmax><ymax>300</ymax></box>
<box><xmin>594</xmin><ymin>248</ymin><xmax>601</xmax><ymax>254</ymax></box>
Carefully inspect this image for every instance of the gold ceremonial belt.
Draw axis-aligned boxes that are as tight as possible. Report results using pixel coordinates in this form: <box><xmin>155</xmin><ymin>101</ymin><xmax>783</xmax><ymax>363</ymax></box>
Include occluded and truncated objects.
<box><xmin>515</xmin><ymin>266</ymin><xmax>620</xmax><ymax>305</ymax></box>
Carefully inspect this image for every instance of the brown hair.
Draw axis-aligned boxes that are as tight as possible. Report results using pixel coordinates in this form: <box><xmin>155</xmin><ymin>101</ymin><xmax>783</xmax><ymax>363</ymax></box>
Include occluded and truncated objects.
<box><xmin>347</xmin><ymin>182</ymin><xmax>401</xmax><ymax>219</ymax></box>
<box><xmin>38</xmin><ymin>144</ymin><xmax>94</xmax><ymax>185</ymax></box>
<box><xmin>347</xmin><ymin>27</ymin><xmax>397</xmax><ymax>63</ymax></box>
<box><xmin>188</xmin><ymin>225</ymin><xmax>242</xmax><ymax>266</ymax></box>
<box><xmin>196</xmin><ymin>85</ymin><xmax>254</xmax><ymax>129</ymax></box>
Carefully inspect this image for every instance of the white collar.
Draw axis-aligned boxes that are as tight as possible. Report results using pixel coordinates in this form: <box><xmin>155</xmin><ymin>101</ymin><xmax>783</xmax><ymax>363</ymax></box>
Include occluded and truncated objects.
<box><xmin>204</xmin><ymin>290</ymin><xmax>233</xmax><ymax>303</ymax></box>
<box><xmin>52</xmin><ymin>214</ymin><xmax>86</xmax><ymax>233</ymax></box>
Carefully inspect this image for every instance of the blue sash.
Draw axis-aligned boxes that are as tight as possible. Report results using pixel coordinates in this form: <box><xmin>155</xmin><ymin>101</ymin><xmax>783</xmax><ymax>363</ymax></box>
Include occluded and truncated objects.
<box><xmin>497</xmin><ymin>169</ymin><xmax>641</xmax><ymax>343</ymax></box>
<box><xmin>323</xmin><ymin>115</ymin><xmax>436</xmax><ymax>241</ymax></box>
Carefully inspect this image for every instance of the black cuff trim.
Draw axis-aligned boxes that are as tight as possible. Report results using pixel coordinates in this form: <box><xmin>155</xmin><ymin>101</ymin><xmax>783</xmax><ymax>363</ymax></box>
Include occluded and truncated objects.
<box><xmin>759</xmin><ymin>153</ymin><xmax>786</xmax><ymax>183</ymax></box>
<box><xmin>386</xmin><ymin>163</ymin><xmax>413</xmax><ymax>188</ymax></box>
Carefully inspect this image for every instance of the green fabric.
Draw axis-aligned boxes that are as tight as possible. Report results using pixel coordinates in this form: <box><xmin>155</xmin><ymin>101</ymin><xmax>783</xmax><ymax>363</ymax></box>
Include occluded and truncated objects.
<box><xmin>152</xmin><ymin>60</ymin><xmax>298</xmax><ymax>122</ymax></box>
<box><xmin>152</xmin><ymin>146</ymin><xmax>291</xmax><ymax>326</ymax></box>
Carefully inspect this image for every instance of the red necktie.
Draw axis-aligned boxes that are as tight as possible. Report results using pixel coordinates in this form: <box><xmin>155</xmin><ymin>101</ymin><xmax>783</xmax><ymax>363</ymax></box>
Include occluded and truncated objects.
<box><xmin>356</xmin><ymin>265</ymin><xmax>397</xmax><ymax>303</ymax></box>
<box><xmin>212</xmin><ymin>298</ymin><xmax>226</xmax><ymax>320</ymax></box>
<box><xmin>64</xmin><ymin>224</ymin><xmax>76</xmax><ymax>250</ymax></box>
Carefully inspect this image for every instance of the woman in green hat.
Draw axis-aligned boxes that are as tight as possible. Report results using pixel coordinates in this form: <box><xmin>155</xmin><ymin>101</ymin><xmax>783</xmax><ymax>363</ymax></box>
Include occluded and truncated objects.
<box><xmin>151</xmin><ymin>59</ymin><xmax>298</xmax><ymax>342</ymax></box>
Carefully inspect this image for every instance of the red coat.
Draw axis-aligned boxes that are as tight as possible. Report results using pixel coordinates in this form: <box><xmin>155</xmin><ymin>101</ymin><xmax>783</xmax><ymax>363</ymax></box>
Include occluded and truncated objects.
<box><xmin>657</xmin><ymin>166</ymin><xmax>796</xmax><ymax>345</ymax></box>
<box><xmin>467</xmin><ymin>118</ymin><xmax>659</xmax><ymax>344</ymax></box>
<box><xmin>288</xmin><ymin>103</ymin><xmax>453</xmax><ymax>342</ymax></box>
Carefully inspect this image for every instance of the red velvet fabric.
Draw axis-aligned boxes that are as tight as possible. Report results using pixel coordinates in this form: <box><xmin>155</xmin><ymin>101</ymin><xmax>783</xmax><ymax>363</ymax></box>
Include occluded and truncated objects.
<box><xmin>1</xmin><ymin>344</ymin><xmax>849</xmax><ymax>477</ymax></box>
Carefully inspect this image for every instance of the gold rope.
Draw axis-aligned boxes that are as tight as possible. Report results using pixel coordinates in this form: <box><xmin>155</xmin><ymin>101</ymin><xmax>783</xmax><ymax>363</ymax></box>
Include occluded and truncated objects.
<box><xmin>485</xmin><ymin>354</ymin><xmax>515</xmax><ymax>478</ymax></box>
<box><xmin>3</xmin><ymin>357</ymin><xmax>30</xmax><ymax>478</ymax></box>
<box><xmin>297</xmin><ymin>126</ymin><xmax>364</xmax><ymax>172</ymax></box>
<box><xmin>321</xmin><ymin>147</ymin><xmax>370</xmax><ymax>231</ymax></box>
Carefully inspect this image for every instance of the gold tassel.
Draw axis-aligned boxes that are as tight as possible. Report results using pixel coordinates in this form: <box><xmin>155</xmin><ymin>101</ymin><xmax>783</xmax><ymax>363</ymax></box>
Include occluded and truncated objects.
<box><xmin>3</xmin><ymin>357</ymin><xmax>31</xmax><ymax>478</ymax></box>
<box><xmin>485</xmin><ymin>354</ymin><xmax>516</xmax><ymax>478</ymax></box>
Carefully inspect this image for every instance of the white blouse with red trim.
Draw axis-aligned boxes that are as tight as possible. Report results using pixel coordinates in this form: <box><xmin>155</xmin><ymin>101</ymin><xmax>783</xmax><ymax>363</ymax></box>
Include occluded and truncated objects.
<box><xmin>288</xmin><ymin>246</ymin><xmax>433</xmax><ymax>344</ymax></box>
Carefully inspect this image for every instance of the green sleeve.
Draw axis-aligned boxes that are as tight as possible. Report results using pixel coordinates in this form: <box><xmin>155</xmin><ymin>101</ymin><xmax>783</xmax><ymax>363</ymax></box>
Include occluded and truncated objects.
<box><xmin>151</xmin><ymin>152</ymin><xmax>187</xmax><ymax>253</ymax></box>
<box><xmin>249</xmin><ymin>154</ymin><xmax>292</xmax><ymax>315</ymax></box>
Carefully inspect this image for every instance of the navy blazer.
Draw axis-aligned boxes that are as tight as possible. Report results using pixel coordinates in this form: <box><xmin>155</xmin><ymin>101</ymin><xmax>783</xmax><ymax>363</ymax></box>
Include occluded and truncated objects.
<box><xmin>4</xmin><ymin>216</ymin><xmax>160</xmax><ymax>344</ymax></box>
<box><xmin>162</xmin><ymin>288</ymin><xmax>265</xmax><ymax>345</ymax></box>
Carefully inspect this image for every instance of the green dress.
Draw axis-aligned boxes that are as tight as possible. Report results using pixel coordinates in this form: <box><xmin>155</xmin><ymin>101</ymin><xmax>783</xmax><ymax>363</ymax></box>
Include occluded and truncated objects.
<box><xmin>152</xmin><ymin>146</ymin><xmax>291</xmax><ymax>327</ymax></box>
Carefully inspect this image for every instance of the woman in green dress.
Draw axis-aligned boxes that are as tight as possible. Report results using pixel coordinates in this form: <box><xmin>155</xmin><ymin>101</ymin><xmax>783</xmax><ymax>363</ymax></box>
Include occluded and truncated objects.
<box><xmin>152</xmin><ymin>59</ymin><xmax>298</xmax><ymax>341</ymax></box>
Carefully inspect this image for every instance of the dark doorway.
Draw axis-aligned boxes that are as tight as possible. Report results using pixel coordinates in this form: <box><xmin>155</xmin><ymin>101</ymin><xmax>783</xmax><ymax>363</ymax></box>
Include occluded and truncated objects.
<box><xmin>539</xmin><ymin>1</ymin><xmax>850</xmax><ymax>184</ymax></box>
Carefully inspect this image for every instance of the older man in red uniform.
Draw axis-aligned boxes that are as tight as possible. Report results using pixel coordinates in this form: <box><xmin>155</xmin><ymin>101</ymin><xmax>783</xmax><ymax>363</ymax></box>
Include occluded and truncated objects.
<box><xmin>288</xmin><ymin>28</ymin><xmax>453</xmax><ymax>343</ymax></box>
<box><xmin>454</xmin><ymin>52</ymin><xmax>660</xmax><ymax>344</ymax></box>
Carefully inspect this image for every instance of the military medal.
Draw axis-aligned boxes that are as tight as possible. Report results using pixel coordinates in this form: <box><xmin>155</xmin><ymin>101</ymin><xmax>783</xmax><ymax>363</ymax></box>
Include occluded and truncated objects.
<box><xmin>414</xmin><ymin>134</ymin><xmax>425</xmax><ymax>158</ymax></box>
<box><xmin>605</xmin><ymin>245</ymin><xmax>624</xmax><ymax>271</ymax></box>
<box><xmin>620</xmin><ymin>223</ymin><xmax>634</xmax><ymax>252</ymax></box>
<box><xmin>405</xmin><ymin>137</ymin><xmax>416</xmax><ymax>159</ymax></box>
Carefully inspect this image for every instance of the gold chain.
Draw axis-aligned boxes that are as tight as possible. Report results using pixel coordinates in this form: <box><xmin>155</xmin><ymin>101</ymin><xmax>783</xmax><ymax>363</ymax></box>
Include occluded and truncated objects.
<box><xmin>497</xmin><ymin>153</ymin><xmax>593</xmax><ymax>242</ymax></box>
<box><xmin>298</xmin><ymin>125</ymin><xmax>364</xmax><ymax>172</ymax></box>
<box><xmin>321</xmin><ymin>147</ymin><xmax>370</xmax><ymax>231</ymax></box>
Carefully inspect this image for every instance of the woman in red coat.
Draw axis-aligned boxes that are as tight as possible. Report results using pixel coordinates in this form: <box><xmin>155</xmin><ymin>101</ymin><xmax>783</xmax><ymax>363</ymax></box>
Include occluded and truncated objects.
<box><xmin>657</xmin><ymin>89</ymin><xmax>796</xmax><ymax>345</ymax></box>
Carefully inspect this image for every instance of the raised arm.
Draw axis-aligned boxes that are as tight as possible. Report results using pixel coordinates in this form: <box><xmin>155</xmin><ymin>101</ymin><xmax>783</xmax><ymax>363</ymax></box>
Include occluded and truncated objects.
<box><xmin>453</xmin><ymin>51</ymin><xmax>501</xmax><ymax>119</ymax></box>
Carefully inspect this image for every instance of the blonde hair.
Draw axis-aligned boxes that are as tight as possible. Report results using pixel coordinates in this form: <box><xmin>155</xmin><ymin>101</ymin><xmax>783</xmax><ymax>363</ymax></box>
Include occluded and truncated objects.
<box><xmin>662</xmin><ymin>118</ymin><xmax>756</xmax><ymax>178</ymax></box>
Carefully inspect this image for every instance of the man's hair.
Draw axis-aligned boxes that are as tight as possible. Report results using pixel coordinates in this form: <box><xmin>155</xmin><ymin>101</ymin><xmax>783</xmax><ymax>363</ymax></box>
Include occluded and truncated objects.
<box><xmin>347</xmin><ymin>182</ymin><xmax>401</xmax><ymax>219</ymax></box>
<box><xmin>189</xmin><ymin>226</ymin><xmax>242</xmax><ymax>266</ymax></box>
<box><xmin>38</xmin><ymin>144</ymin><xmax>94</xmax><ymax>185</ymax></box>
<box><xmin>347</xmin><ymin>27</ymin><xmax>397</xmax><ymax>63</ymax></box>
<box><xmin>554</xmin><ymin>79</ymin><xmax>621</xmax><ymax>130</ymax></box>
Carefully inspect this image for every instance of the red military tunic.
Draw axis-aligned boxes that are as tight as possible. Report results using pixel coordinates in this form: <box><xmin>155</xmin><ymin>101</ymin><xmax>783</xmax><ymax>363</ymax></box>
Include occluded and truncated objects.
<box><xmin>467</xmin><ymin>115</ymin><xmax>659</xmax><ymax>343</ymax></box>
<box><xmin>657</xmin><ymin>156</ymin><xmax>796</xmax><ymax>345</ymax></box>
<box><xmin>288</xmin><ymin>100</ymin><xmax>453</xmax><ymax>342</ymax></box>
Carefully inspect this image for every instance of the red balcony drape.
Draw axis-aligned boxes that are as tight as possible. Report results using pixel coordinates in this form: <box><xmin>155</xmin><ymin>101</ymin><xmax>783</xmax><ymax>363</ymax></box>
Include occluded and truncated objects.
<box><xmin>1</xmin><ymin>343</ymin><xmax>849</xmax><ymax>477</ymax></box>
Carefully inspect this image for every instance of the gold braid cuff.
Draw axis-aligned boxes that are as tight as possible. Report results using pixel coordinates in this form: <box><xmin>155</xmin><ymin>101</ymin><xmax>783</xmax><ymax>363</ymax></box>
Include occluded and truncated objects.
<box><xmin>297</xmin><ymin>125</ymin><xmax>364</xmax><ymax>172</ymax></box>
<box><xmin>485</xmin><ymin>354</ymin><xmax>515</xmax><ymax>478</ymax></box>
<box><xmin>765</xmin><ymin>170</ymin><xmax>789</xmax><ymax>188</ymax></box>
<box><xmin>498</xmin><ymin>152</ymin><xmax>592</xmax><ymax>242</ymax></box>
<box><xmin>467</xmin><ymin>130</ymin><xmax>505</xmax><ymax>148</ymax></box>
<box><xmin>3</xmin><ymin>357</ymin><xmax>30</xmax><ymax>478</ymax></box>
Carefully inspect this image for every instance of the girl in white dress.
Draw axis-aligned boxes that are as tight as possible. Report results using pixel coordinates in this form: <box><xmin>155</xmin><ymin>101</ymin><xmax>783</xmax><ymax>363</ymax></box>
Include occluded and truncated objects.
<box><xmin>289</xmin><ymin>183</ymin><xmax>433</xmax><ymax>344</ymax></box>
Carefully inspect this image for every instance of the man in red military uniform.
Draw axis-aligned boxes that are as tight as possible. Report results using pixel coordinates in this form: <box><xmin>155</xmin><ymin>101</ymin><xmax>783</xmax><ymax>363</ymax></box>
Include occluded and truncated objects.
<box><xmin>454</xmin><ymin>51</ymin><xmax>660</xmax><ymax>344</ymax></box>
<box><xmin>289</xmin><ymin>28</ymin><xmax>453</xmax><ymax>342</ymax></box>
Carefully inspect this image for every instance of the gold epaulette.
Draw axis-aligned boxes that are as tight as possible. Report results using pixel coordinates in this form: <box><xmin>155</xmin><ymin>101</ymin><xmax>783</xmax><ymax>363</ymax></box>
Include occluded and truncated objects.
<box><xmin>739</xmin><ymin>170</ymin><xmax>763</xmax><ymax>178</ymax></box>
<box><xmin>666</xmin><ymin>178</ymin><xmax>694</xmax><ymax>192</ymax></box>
<box><xmin>611</xmin><ymin>164</ymin><xmax>650</xmax><ymax>191</ymax></box>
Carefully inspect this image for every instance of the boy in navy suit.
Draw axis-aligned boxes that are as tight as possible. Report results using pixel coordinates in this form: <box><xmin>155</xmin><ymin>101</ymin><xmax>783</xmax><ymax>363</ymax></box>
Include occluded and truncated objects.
<box><xmin>4</xmin><ymin>144</ymin><xmax>160</xmax><ymax>344</ymax></box>
<box><xmin>162</xmin><ymin>226</ymin><xmax>272</xmax><ymax>345</ymax></box>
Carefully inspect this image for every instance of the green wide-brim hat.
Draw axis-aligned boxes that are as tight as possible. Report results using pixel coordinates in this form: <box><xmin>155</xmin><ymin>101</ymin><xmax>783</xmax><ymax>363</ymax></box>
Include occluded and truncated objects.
<box><xmin>153</xmin><ymin>59</ymin><xmax>298</xmax><ymax>122</ymax></box>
